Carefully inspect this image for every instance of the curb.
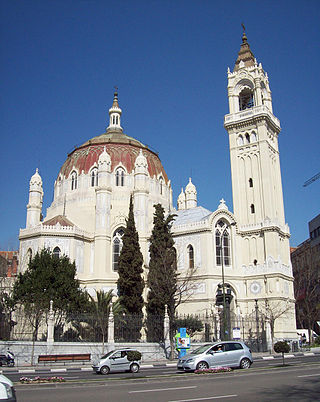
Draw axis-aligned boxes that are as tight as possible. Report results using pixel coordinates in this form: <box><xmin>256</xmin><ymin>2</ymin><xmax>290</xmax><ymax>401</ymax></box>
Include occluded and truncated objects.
<box><xmin>1</xmin><ymin>352</ymin><xmax>319</xmax><ymax>375</ymax></box>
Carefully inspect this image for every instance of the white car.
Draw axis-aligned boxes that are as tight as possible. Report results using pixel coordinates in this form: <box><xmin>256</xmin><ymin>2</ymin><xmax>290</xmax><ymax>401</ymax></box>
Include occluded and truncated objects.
<box><xmin>177</xmin><ymin>341</ymin><xmax>253</xmax><ymax>371</ymax></box>
<box><xmin>0</xmin><ymin>374</ymin><xmax>16</xmax><ymax>401</ymax></box>
<box><xmin>92</xmin><ymin>349</ymin><xmax>141</xmax><ymax>375</ymax></box>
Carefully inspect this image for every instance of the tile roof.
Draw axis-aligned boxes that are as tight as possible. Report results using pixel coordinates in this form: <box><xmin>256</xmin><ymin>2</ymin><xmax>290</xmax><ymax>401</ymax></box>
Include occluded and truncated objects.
<box><xmin>173</xmin><ymin>206</ymin><xmax>212</xmax><ymax>226</ymax></box>
<box><xmin>42</xmin><ymin>215</ymin><xmax>74</xmax><ymax>227</ymax></box>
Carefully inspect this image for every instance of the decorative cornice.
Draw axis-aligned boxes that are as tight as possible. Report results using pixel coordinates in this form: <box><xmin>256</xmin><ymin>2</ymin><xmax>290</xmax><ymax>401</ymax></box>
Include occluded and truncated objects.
<box><xmin>19</xmin><ymin>225</ymin><xmax>93</xmax><ymax>242</ymax></box>
<box><xmin>224</xmin><ymin>105</ymin><xmax>280</xmax><ymax>133</ymax></box>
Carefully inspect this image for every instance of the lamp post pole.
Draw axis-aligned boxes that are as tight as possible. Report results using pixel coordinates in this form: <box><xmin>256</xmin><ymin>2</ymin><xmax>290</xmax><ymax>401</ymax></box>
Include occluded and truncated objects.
<box><xmin>255</xmin><ymin>299</ymin><xmax>260</xmax><ymax>352</ymax></box>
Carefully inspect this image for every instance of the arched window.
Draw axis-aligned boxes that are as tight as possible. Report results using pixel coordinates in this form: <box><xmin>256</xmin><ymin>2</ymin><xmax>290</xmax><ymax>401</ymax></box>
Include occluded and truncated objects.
<box><xmin>188</xmin><ymin>245</ymin><xmax>194</xmax><ymax>269</ymax></box>
<box><xmin>116</xmin><ymin>168</ymin><xmax>125</xmax><ymax>186</ymax></box>
<box><xmin>250</xmin><ymin>204</ymin><xmax>255</xmax><ymax>214</ymax></box>
<box><xmin>112</xmin><ymin>228</ymin><xmax>125</xmax><ymax>271</ymax></box>
<box><xmin>53</xmin><ymin>247</ymin><xmax>61</xmax><ymax>258</ymax></box>
<box><xmin>215</xmin><ymin>220</ymin><xmax>231</xmax><ymax>266</ymax></box>
<box><xmin>239</xmin><ymin>88</ymin><xmax>254</xmax><ymax>111</ymax></box>
<box><xmin>91</xmin><ymin>168</ymin><xmax>98</xmax><ymax>187</ymax></box>
<box><xmin>159</xmin><ymin>176</ymin><xmax>164</xmax><ymax>195</ymax></box>
<box><xmin>250</xmin><ymin>132</ymin><xmax>257</xmax><ymax>142</ymax></box>
<box><xmin>172</xmin><ymin>247</ymin><xmax>177</xmax><ymax>270</ymax></box>
<box><xmin>249</xmin><ymin>178</ymin><xmax>253</xmax><ymax>187</ymax></box>
<box><xmin>27</xmin><ymin>248</ymin><xmax>32</xmax><ymax>263</ymax></box>
<box><xmin>237</xmin><ymin>135</ymin><xmax>244</xmax><ymax>146</ymax></box>
<box><xmin>71</xmin><ymin>171</ymin><xmax>78</xmax><ymax>190</ymax></box>
<box><xmin>245</xmin><ymin>133</ymin><xmax>250</xmax><ymax>144</ymax></box>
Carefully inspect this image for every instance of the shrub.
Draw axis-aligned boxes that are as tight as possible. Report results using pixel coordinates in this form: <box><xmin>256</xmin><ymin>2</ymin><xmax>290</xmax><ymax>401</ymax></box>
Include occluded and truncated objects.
<box><xmin>314</xmin><ymin>336</ymin><xmax>320</xmax><ymax>346</ymax></box>
<box><xmin>127</xmin><ymin>350</ymin><xmax>142</xmax><ymax>361</ymax></box>
<box><xmin>174</xmin><ymin>316</ymin><xmax>203</xmax><ymax>338</ymax></box>
<box><xmin>274</xmin><ymin>341</ymin><xmax>290</xmax><ymax>354</ymax></box>
<box><xmin>274</xmin><ymin>341</ymin><xmax>290</xmax><ymax>366</ymax></box>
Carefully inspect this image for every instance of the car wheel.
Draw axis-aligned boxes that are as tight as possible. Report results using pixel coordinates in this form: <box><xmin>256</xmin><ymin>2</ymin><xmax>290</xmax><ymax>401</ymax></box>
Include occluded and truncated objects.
<box><xmin>240</xmin><ymin>358</ymin><xmax>251</xmax><ymax>369</ymax></box>
<box><xmin>100</xmin><ymin>365</ymin><xmax>110</xmax><ymax>375</ymax></box>
<box><xmin>130</xmin><ymin>363</ymin><xmax>139</xmax><ymax>373</ymax></box>
<box><xmin>196</xmin><ymin>361</ymin><xmax>209</xmax><ymax>370</ymax></box>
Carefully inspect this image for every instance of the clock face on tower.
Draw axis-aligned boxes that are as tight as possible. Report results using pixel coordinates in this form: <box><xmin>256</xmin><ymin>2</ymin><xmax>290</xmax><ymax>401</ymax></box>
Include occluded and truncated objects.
<box><xmin>250</xmin><ymin>281</ymin><xmax>261</xmax><ymax>295</ymax></box>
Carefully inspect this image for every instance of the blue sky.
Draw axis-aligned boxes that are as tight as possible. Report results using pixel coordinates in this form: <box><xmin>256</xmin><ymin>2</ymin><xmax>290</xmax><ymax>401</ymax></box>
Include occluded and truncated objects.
<box><xmin>1</xmin><ymin>0</ymin><xmax>319</xmax><ymax>249</ymax></box>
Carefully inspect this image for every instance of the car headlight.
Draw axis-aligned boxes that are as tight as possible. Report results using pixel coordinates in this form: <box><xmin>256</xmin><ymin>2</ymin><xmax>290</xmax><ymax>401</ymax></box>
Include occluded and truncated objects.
<box><xmin>1</xmin><ymin>382</ymin><xmax>13</xmax><ymax>398</ymax></box>
<box><xmin>186</xmin><ymin>358</ymin><xmax>194</xmax><ymax>363</ymax></box>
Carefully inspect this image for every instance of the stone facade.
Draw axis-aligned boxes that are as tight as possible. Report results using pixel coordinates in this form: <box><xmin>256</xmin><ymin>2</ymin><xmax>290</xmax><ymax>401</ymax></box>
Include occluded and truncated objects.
<box><xmin>19</xmin><ymin>33</ymin><xmax>297</xmax><ymax>340</ymax></box>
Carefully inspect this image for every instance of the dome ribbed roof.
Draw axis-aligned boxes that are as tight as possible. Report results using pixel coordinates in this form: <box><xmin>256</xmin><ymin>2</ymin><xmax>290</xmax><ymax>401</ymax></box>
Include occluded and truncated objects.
<box><xmin>58</xmin><ymin>131</ymin><xmax>168</xmax><ymax>182</ymax></box>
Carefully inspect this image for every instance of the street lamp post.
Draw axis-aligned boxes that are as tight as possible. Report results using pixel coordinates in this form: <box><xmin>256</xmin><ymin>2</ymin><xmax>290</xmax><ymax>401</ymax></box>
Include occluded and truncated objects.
<box><xmin>255</xmin><ymin>299</ymin><xmax>260</xmax><ymax>352</ymax></box>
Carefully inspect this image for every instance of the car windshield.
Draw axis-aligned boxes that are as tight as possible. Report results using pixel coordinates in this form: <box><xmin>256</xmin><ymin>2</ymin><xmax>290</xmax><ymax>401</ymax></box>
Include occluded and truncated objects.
<box><xmin>190</xmin><ymin>344</ymin><xmax>212</xmax><ymax>355</ymax></box>
<box><xmin>100</xmin><ymin>350</ymin><xmax>115</xmax><ymax>359</ymax></box>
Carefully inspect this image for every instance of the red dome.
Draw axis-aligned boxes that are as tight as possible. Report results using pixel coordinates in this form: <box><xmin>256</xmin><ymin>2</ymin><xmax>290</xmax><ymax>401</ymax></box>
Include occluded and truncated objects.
<box><xmin>58</xmin><ymin>131</ymin><xmax>168</xmax><ymax>182</ymax></box>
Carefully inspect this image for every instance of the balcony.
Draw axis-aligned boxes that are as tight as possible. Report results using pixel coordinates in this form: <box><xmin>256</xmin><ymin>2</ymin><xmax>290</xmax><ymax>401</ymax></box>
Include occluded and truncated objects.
<box><xmin>224</xmin><ymin>105</ymin><xmax>280</xmax><ymax>130</ymax></box>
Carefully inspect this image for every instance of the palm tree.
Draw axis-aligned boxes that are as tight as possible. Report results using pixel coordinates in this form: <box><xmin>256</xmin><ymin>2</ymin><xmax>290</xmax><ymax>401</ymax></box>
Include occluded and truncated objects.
<box><xmin>87</xmin><ymin>290</ymin><xmax>125</xmax><ymax>353</ymax></box>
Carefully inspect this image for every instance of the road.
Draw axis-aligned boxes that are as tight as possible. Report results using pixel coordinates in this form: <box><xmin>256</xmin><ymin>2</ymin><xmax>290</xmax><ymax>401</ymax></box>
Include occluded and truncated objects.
<box><xmin>7</xmin><ymin>355</ymin><xmax>320</xmax><ymax>401</ymax></box>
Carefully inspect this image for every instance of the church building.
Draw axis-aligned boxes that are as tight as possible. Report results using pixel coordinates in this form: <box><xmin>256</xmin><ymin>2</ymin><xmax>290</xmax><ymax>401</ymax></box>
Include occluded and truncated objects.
<box><xmin>19</xmin><ymin>32</ymin><xmax>297</xmax><ymax>341</ymax></box>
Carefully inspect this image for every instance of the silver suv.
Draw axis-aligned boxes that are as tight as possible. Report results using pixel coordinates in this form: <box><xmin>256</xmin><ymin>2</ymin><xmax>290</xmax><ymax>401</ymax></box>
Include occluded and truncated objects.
<box><xmin>92</xmin><ymin>349</ymin><xmax>140</xmax><ymax>375</ymax></box>
<box><xmin>177</xmin><ymin>341</ymin><xmax>252</xmax><ymax>371</ymax></box>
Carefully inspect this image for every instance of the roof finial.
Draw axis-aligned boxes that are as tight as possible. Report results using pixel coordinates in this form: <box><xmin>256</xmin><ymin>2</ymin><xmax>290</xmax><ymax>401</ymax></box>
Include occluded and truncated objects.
<box><xmin>233</xmin><ymin>23</ymin><xmax>254</xmax><ymax>71</ymax></box>
<box><xmin>107</xmin><ymin>87</ymin><xmax>123</xmax><ymax>133</ymax></box>
<box><xmin>241</xmin><ymin>23</ymin><xmax>247</xmax><ymax>43</ymax></box>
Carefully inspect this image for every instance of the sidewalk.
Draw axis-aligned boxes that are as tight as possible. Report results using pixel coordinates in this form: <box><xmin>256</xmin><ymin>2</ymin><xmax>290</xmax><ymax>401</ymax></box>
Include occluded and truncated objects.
<box><xmin>1</xmin><ymin>348</ymin><xmax>319</xmax><ymax>375</ymax></box>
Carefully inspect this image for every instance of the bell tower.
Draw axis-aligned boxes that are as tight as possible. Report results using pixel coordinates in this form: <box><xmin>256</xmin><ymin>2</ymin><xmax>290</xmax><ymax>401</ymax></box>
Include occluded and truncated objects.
<box><xmin>224</xmin><ymin>29</ymin><xmax>292</xmax><ymax>271</ymax></box>
<box><xmin>224</xmin><ymin>30</ymin><xmax>296</xmax><ymax>341</ymax></box>
<box><xmin>224</xmin><ymin>30</ymin><xmax>286</xmax><ymax>229</ymax></box>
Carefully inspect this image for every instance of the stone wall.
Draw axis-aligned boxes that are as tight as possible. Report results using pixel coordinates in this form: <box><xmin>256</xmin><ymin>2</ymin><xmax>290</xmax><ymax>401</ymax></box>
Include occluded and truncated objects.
<box><xmin>0</xmin><ymin>341</ymin><xmax>167</xmax><ymax>366</ymax></box>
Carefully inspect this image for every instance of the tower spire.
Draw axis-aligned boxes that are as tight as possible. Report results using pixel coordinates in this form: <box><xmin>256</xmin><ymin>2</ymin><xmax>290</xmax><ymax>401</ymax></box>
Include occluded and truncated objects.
<box><xmin>107</xmin><ymin>87</ymin><xmax>123</xmax><ymax>133</ymax></box>
<box><xmin>234</xmin><ymin>25</ymin><xmax>255</xmax><ymax>71</ymax></box>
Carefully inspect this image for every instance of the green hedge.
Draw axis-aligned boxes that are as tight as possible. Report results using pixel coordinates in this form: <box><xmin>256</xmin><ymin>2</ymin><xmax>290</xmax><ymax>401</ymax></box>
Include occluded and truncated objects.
<box><xmin>127</xmin><ymin>350</ymin><xmax>142</xmax><ymax>361</ymax></box>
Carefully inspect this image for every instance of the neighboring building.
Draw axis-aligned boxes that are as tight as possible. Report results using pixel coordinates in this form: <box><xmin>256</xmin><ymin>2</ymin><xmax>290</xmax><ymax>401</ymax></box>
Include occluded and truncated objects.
<box><xmin>19</xmin><ymin>32</ymin><xmax>297</xmax><ymax>340</ymax></box>
<box><xmin>291</xmin><ymin>214</ymin><xmax>320</xmax><ymax>332</ymax></box>
<box><xmin>0</xmin><ymin>251</ymin><xmax>18</xmax><ymax>279</ymax></box>
<box><xmin>310</xmin><ymin>214</ymin><xmax>320</xmax><ymax>247</ymax></box>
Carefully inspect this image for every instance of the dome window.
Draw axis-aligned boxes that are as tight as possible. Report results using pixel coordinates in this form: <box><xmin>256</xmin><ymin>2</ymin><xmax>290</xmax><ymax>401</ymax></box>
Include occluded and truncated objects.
<box><xmin>116</xmin><ymin>168</ymin><xmax>125</xmax><ymax>186</ymax></box>
<box><xmin>91</xmin><ymin>168</ymin><xmax>98</xmax><ymax>187</ymax></box>
<box><xmin>71</xmin><ymin>171</ymin><xmax>78</xmax><ymax>190</ymax></box>
<box><xmin>249</xmin><ymin>178</ymin><xmax>253</xmax><ymax>187</ymax></box>
<box><xmin>159</xmin><ymin>176</ymin><xmax>164</xmax><ymax>195</ymax></box>
<box><xmin>112</xmin><ymin>228</ymin><xmax>125</xmax><ymax>271</ymax></box>
<box><xmin>239</xmin><ymin>88</ymin><xmax>254</xmax><ymax>111</ymax></box>
<box><xmin>215</xmin><ymin>220</ymin><xmax>231</xmax><ymax>266</ymax></box>
<box><xmin>250</xmin><ymin>204</ymin><xmax>255</xmax><ymax>214</ymax></box>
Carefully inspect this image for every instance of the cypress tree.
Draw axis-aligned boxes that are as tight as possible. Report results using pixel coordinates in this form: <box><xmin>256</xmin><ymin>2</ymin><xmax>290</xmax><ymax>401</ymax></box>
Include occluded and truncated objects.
<box><xmin>146</xmin><ymin>203</ymin><xmax>177</xmax><ymax>342</ymax></box>
<box><xmin>117</xmin><ymin>194</ymin><xmax>144</xmax><ymax>341</ymax></box>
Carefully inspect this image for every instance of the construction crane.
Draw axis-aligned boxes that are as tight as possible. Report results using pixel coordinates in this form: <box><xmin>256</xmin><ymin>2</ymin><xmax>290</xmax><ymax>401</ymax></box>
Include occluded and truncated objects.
<box><xmin>303</xmin><ymin>171</ymin><xmax>320</xmax><ymax>187</ymax></box>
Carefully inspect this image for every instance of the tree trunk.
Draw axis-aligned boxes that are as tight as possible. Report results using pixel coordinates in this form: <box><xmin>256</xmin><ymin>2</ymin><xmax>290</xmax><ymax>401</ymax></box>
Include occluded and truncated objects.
<box><xmin>270</xmin><ymin>320</ymin><xmax>275</xmax><ymax>352</ymax></box>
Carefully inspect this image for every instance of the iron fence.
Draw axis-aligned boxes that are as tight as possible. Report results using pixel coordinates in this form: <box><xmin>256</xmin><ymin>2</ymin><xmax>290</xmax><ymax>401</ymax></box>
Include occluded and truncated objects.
<box><xmin>1</xmin><ymin>310</ymin><xmax>267</xmax><ymax>350</ymax></box>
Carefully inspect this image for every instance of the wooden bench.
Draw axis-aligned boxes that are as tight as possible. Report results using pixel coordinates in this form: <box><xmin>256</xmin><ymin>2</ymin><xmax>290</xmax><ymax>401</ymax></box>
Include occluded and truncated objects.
<box><xmin>38</xmin><ymin>354</ymin><xmax>91</xmax><ymax>364</ymax></box>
